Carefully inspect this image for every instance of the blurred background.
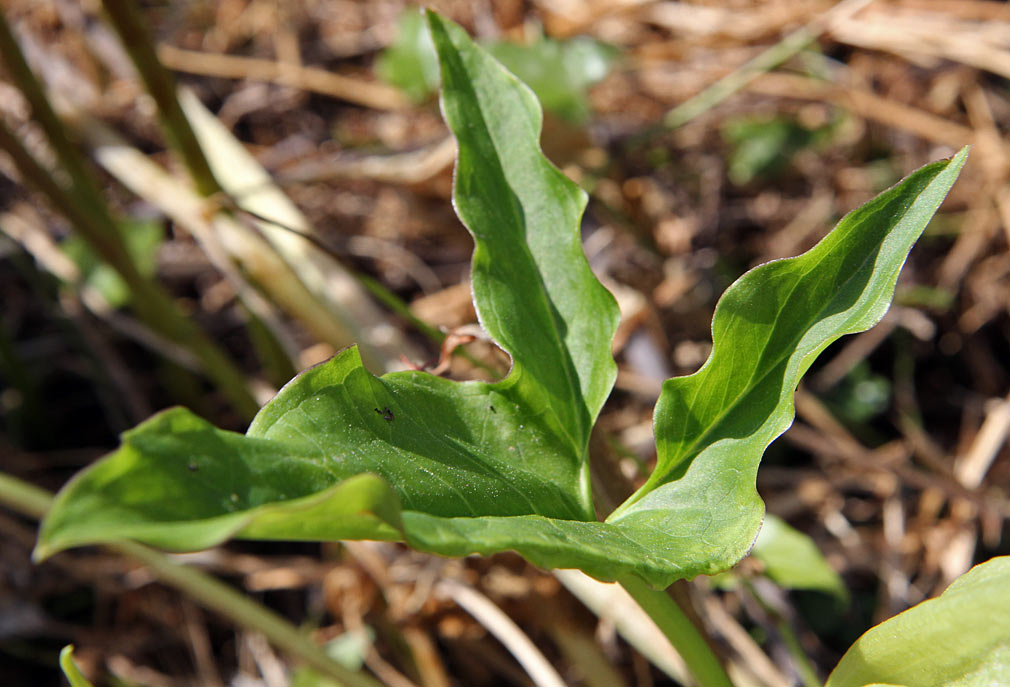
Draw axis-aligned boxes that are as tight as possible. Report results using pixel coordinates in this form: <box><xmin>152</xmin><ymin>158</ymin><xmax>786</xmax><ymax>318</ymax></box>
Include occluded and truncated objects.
<box><xmin>1</xmin><ymin>1</ymin><xmax>1008</xmax><ymax>685</ymax></box>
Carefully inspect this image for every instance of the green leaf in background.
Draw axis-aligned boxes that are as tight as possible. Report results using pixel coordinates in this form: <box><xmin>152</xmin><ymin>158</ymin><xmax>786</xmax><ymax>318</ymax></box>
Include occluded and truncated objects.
<box><xmin>375</xmin><ymin>9</ymin><xmax>439</xmax><ymax>103</ymax></box>
<box><xmin>59</xmin><ymin>645</ymin><xmax>96</xmax><ymax>687</ymax></box>
<box><xmin>36</xmin><ymin>12</ymin><xmax>966</xmax><ymax>589</ymax></box>
<box><xmin>61</xmin><ymin>218</ymin><xmax>163</xmax><ymax>308</ymax></box>
<box><xmin>827</xmin><ymin>556</ymin><xmax>1010</xmax><ymax>687</ymax></box>
<box><xmin>823</xmin><ymin>361</ymin><xmax>892</xmax><ymax>425</ymax></box>
<box><xmin>291</xmin><ymin>629</ymin><xmax>376</xmax><ymax>687</ymax></box>
<box><xmin>722</xmin><ymin>114</ymin><xmax>832</xmax><ymax>185</ymax></box>
<box><xmin>376</xmin><ymin>9</ymin><xmax>616</xmax><ymax>122</ymax></box>
<box><xmin>487</xmin><ymin>33</ymin><xmax>617</xmax><ymax>124</ymax></box>
<box><xmin>751</xmin><ymin>514</ymin><xmax>848</xmax><ymax>603</ymax></box>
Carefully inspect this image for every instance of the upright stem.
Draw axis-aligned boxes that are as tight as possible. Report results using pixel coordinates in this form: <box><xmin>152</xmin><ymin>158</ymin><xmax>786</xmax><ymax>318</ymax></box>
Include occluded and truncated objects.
<box><xmin>100</xmin><ymin>0</ymin><xmax>223</xmax><ymax>197</ymax></box>
<box><xmin>0</xmin><ymin>119</ymin><xmax>259</xmax><ymax>420</ymax></box>
<box><xmin>0</xmin><ymin>11</ymin><xmax>105</xmax><ymax>211</ymax></box>
<box><xmin>620</xmin><ymin>576</ymin><xmax>733</xmax><ymax>687</ymax></box>
<box><xmin>97</xmin><ymin>1</ymin><xmax>315</xmax><ymax>381</ymax></box>
<box><xmin>0</xmin><ymin>11</ymin><xmax>258</xmax><ymax>419</ymax></box>
<box><xmin>0</xmin><ymin>11</ymin><xmax>129</xmax><ymax>269</ymax></box>
<box><xmin>0</xmin><ymin>473</ymin><xmax>387</xmax><ymax>687</ymax></box>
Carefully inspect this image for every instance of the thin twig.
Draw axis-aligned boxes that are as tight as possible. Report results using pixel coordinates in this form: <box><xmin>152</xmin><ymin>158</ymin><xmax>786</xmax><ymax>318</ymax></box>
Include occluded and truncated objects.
<box><xmin>436</xmin><ymin>578</ymin><xmax>570</xmax><ymax>687</ymax></box>
<box><xmin>702</xmin><ymin>593</ymin><xmax>790</xmax><ymax>687</ymax></box>
<box><xmin>275</xmin><ymin>136</ymin><xmax>457</xmax><ymax>185</ymax></box>
<box><xmin>830</xmin><ymin>7</ymin><xmax>1010</xmax><ymax>81</ymax></box>
<box><xmin>628</xmin><ymin>0</ymin><xmax>874</xmax><ymax>145</ymax></box>
<box><xmin>747</xmin><ymin>73</ymin><xmax>980</xmax><ymax>150</ymax></box>
<box><xmin>954</xmin><ymin>393</ymin><xmax>1010</xmax><ymax>489</ymax></box>
<box><xmin>157</xmin><ymin>43</ymin><xmax>410</xmax><ymax>111</ymax></box>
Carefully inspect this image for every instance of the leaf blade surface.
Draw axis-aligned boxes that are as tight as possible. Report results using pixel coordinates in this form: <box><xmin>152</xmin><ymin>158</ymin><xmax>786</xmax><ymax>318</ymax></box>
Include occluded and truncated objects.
<box><xmin>827</xmin><ymin>556</ymin><xmax>1010</xmax><ymax>687</ymax></box>
<box><xmin>37</xmin><ymin>10</ymin><xmax>618</xmax><ymax>561</ymax></box>
<box><xmin>605</xmin><ymin>148</ymin><xmax>968</xmax><ymax>581</ymax></box>
<box><xmin>36</xmin><ymin>13</ymin><xmax>967</xmax><ymax>589</ymax></box>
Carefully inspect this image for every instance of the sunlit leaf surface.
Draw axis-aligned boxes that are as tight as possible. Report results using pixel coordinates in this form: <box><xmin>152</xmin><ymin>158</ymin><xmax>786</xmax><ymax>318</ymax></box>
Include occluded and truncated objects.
<box><xmin>37</xmin><ymin>12</ymin><xmax>966</xmax><ymax>588</ymax></box>
<box><xmin>827</xmin><ymin>556</ymin><xmax>1010</xmax><ymax>687</ymax></box>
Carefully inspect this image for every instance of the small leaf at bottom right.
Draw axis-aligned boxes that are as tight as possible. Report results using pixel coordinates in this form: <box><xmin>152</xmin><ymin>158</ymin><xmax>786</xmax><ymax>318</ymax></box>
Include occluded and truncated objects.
<box><xmin>827</xmin><ymin>556</ymin><xmax>1010</xmax><ymax>687</ymax></box>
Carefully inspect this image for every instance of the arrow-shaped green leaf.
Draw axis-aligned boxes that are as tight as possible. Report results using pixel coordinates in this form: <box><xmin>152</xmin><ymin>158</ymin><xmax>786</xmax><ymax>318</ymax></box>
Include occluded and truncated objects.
<box><xmin>36</xmin><ymin>11</ymin><xmax>966</xmax><ymax>589</ymax></box>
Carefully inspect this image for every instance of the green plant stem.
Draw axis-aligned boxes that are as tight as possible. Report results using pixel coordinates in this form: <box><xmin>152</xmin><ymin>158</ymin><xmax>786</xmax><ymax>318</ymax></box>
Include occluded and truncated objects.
<box><xmin>620</xmin><ymin>576</ymin><xmax>733</xmax><ymax>687</ymax></box>
<box><xmin>0</xmin><ymin>472</ymin><xmax>387</xmax><ymax>687</ymax></box>
<box><xmin>117</xmin><ymin>541</ymin><xmax>385</xmax><ymax>687</ymax></box>
<box><xmin>100</xmin><ymin>0</ymin><xmax>223</xmax><ymax>197</ymax></box>
<box><xmin>0</xmin><ymin>118</ymin><xmax>259</xmax><ymax>420</ymax></box>
<box><xmin>661</xmin><ymin>25</ymin><xmax>817</xmax><ymax>131</ymax></box>
<box><xmin>0</xmin><ymin>472</ymin><xmax>52</xmax><ymax>520</ymax></box>
<box><xmin>95</xmin><ymin>0</ymin><xmax>302</xmax><ymax>381</ymax></box>
<box><xmin>0</xmin><ymin>12</ymin><xmax>108</xmax><ymax>223</ymax></box>
<box><xmin>0</xmin><ymin>11</ymin><xmax>133</xmax><ymax>273</ymax></box>
<box><xmin>0</xmin><ymin>12</ymin><xmax>259</xmax><ymax>419</ymax></box>
<box><xmin>96</xmin><ymin>0</ymin><xmax>301</xmax><ymax>380</ymax></box>
<box><xmin>356</xmin><ymin>272</ymin><xmax>446</xmax><ymax>344</ymax></box>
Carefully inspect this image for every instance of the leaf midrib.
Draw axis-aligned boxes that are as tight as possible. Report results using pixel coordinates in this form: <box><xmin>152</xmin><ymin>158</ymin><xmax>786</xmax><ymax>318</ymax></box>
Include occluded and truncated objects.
<box><xmin>623</xmin><ymin>198</ymin><xmax>922</xmax><ymax>513</ymax></box>
<box><xmin>452</xmin><ymin>37</ymin><xmax>587</xmax><ymax>454</ymax></box>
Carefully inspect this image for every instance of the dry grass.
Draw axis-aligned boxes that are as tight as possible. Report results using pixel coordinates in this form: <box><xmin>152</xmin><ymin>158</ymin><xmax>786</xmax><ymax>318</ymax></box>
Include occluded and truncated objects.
<box><xmin>1</xmin><ymin>1</ymin><xmax>1008</xmax><ymax>685</ymax></box>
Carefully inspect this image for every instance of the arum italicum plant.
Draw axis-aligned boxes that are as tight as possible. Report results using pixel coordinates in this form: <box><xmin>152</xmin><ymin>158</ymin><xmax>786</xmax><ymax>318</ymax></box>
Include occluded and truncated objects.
<box><xmin>36</xmin><ymin>10</ymin><xmax>1010</xmax><ymax>687</ymax></box>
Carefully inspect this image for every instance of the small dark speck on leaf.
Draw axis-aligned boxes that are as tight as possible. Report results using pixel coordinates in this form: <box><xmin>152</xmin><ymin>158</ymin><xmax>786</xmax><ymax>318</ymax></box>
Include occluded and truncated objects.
<box><xmin>490</xmin><ymin>405</ymin><xmax>496</xmax><ymax>413</ymax></box>
<box><xmin>187</xmin><ymin>463</ymin><xmax>199</xmax><ymax>472</ymax></box>
<box><xmin>375</xmin><ymin>407</ymin><xmax>394</xmax><ymax>421</ymax></box>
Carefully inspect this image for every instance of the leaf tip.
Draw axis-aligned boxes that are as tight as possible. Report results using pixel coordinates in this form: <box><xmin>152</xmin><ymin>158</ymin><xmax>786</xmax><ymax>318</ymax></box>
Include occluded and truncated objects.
<box><xmin>33</xmin><ymin>517</ymin><xmax>71</xmax><ymax>561</ymax></box>
<box><xmin>31</xmin><ymin>539</ymin><xmax>56</xmax><ymax>563</ymax></box>
<box><xmin>34</xmin><ymin>505</ymin><xmax>69</xmax><ymax>562</ymax></box>
<box><xmin>947</xmin><ymin>144</ymin><xmax>970</xmax><ymax>169</ymax></box>
<box><xmin>60</xmin><ymin>644</ymin><xmax>96</xmax><ymax>687</ymax></box>
<box><xmin>422</xmin><ymin>7</ymin><xmax>442</xmax><ymax>31</ymax></box>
